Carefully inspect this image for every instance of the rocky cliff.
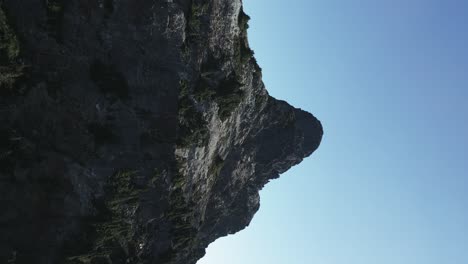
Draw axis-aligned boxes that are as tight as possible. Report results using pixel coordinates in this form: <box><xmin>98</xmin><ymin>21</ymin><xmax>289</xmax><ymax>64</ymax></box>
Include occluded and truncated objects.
<box><xmin>0</xmin><ymin>0</ymin><xmax>323</xmax><ymax>263</ymax></box>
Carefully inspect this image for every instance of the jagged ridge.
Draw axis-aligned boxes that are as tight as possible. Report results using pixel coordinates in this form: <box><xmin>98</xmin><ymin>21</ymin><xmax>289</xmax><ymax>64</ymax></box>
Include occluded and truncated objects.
<box><xmin>0</xmin><ymin>1</ymin><xmax>322</xmax><ymax>263</ymax></box>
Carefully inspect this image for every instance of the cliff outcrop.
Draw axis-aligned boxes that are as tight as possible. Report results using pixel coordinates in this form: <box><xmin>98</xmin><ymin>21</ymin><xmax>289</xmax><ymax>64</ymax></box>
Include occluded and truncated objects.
<box><xmin>0</xmin><ymin>1</ymin><xmax>322</xmax><ymax>263</ymax></box>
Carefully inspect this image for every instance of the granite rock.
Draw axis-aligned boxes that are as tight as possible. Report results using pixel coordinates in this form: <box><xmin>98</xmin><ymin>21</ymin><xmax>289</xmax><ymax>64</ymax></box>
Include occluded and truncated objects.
<box><xmin>0</xmin><ymin>1</ymin><xmax>322</xmax><ymax>263</ymax></box>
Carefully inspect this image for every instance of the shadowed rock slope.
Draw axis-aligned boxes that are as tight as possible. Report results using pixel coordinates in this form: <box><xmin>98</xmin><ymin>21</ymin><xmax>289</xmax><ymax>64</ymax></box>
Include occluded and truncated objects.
<box><xmin>0</xmin><ymin>0</ymin><xmax>323</xmax><ymax>263</ymax></box>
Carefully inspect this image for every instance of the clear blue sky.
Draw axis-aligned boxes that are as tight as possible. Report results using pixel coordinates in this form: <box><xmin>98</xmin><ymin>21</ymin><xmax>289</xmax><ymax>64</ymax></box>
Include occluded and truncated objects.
<box><xmin>198</xmin><ymin>1</ymin><xmax>468</xmax><ymax>263</ymax></box>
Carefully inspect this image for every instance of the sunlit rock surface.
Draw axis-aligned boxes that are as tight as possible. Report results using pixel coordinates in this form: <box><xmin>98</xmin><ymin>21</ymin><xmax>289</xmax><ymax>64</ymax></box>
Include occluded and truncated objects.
<box><xmin>0</xmin><ymin>1</ymin><xmax>322</xmax><ymax>263</ymax></box>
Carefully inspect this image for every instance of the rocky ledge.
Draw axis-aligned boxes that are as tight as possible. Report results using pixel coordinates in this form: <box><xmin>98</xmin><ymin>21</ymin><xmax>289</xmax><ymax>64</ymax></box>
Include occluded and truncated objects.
<box><xmin>0</xmin><ymin>0</ymin><xmax>322</xmax><ymax>263</ymax></box>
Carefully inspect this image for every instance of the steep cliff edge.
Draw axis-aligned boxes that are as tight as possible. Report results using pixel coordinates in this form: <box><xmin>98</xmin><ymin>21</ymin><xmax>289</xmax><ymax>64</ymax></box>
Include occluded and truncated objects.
<box><xmin>0</xmin><ymin>1</ymin><xmax>323</xmax><ymax>263</ymax></box>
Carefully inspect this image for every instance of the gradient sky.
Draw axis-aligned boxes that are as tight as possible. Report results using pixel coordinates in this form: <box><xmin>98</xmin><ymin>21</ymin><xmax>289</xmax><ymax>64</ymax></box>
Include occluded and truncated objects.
<box><xmin>198</xmin><ymin>1</ymin><xmax>468</xmax><ymax>263</ymax></box>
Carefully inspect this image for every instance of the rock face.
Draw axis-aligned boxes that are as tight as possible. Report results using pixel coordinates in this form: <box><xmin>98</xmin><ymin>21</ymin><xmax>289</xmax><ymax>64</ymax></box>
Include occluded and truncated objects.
<box><xmin>0</xmin><ymin>0</ymin><xmax>323</xmax><ymax>263</ymax></box>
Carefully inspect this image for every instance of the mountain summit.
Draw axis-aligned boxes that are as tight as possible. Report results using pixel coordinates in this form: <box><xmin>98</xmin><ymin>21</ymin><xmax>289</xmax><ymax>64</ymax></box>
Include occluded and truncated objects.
<box><xmin>0</xmin><ymin>1</ymin><xmax>322</xmax><ymax>263</ymax></box>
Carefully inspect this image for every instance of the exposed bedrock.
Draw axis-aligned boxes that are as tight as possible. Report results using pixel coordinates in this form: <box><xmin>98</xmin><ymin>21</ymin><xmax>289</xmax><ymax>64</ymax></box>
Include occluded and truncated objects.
<box><xmin>0</xmin><ymin>0</ymin><xmax>323</xmax><ymax>263</ymax></box>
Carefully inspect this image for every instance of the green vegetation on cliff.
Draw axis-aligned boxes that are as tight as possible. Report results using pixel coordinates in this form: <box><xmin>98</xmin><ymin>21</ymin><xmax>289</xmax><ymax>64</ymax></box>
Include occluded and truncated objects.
<box><xmin>177</xmin><ymin>79</ymin><xmax>210</xmax><ymax>147</ymax></box>
<box><xmin>66</xmin><ymin>169</ymin><xmax>146</xmax><ymax>264</ymax></box>
<box><xmin>0</xmin><ymin>3</ymin><xmax>24</xmax><ymax>89</ymax></box>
